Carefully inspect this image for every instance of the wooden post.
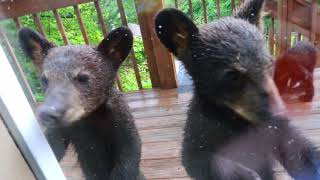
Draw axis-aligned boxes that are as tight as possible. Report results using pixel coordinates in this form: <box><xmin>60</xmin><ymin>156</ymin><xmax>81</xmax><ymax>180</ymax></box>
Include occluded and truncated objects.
<box><xmin>134</xmin><ymin>0</ymin><xmax>177</xmax><ymax>89</ymax></box>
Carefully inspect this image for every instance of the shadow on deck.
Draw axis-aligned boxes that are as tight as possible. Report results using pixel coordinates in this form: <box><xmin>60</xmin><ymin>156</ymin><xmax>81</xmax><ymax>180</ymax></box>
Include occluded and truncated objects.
<box><xmin>60</xmin><ymin>69</ymin><xmax>320</xmax><ymax>180</ymax></box>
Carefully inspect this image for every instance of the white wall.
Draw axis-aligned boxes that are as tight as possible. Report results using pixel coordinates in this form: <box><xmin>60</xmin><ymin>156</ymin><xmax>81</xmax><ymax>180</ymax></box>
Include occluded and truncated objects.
<box><xmin>0</xmin><ymin>117</ymin><xmax>35</xmax><ymax>180</ymax></box>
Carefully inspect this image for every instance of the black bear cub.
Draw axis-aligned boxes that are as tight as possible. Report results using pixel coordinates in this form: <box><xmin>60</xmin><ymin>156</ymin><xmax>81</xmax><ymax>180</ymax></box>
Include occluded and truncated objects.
<box><xmin>19</xmin><ymin>27</ymin><xmax>143</xmax><ymax>180</ymax></box>
<box><xmin>155</xmin><ymin>0</ymin><xmax>320</xmax><ymax>179</ymax></box>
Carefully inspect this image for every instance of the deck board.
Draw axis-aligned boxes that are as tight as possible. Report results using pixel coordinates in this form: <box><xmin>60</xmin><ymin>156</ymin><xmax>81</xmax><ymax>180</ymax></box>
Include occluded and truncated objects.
<box><xmin>59</xmin><ymin>69</ymin><xmax>320</xmax><ymax>179</ymax></box>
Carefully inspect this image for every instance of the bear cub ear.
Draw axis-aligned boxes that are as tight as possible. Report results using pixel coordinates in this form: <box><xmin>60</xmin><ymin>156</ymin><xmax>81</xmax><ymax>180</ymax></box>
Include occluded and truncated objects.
<box><xmin>18</xmin><ymin>27</ymin><xmax>55</xmax><ymax>72</ymax></box>
<box><xmin>234</xmin><ymin>0</ymin><xmax>265</xmax><ymax>28</ymax></box>
<box><xmin>154</xmin><ymin>8</ymin><xmax>199</xmax><ymax>57</ymax></box>
<box><xmin>97</xmin><ymin>27</ymin><xmax>133</xmax><ymax>67</ymax></box>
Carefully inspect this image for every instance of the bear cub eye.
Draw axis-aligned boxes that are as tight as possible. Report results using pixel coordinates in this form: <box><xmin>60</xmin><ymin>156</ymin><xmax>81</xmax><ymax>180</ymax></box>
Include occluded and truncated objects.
<box><xmin>75</xmin><ymin>73</ymin><xmax>90</xmax><ymax>85</ymax></box>
<box><xmin>221</xmin><ymin>70</ymin><xmax>246</xmax><ymax>90</ymax></box>
<box><xmin>223</xmin><ymin>70</ymin><xmax>242</xmax><ymax>82</ymax></box>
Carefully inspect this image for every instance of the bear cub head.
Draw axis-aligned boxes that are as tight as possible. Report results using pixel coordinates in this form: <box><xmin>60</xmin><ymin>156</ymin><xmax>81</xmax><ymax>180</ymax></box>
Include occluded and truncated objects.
<box><xmin>19</xmin><ymin>27</ymin><xmax>133</xmax><ymax>127</ymax></box>
<box><xmin>155</xmin><ymin>0</ymin><xmax>274</xmax><ymax>122</ymax></box>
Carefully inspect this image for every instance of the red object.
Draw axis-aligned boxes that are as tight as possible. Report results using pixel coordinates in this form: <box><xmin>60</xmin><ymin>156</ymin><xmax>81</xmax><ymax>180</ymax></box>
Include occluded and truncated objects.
<box><xmin>274</xmin><ymin>41</ymin><xmax>317</xmax><ymax>102</ymax></box>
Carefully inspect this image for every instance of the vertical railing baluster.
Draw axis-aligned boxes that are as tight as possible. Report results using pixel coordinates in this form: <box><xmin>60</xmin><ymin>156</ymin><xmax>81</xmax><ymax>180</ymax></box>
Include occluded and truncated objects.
<box><xmin>94</xmin><ymin>1</ymin><xmax>108</xmax><ymax>36</ymax></box>
<box><xmin>231</xmin><ymin>0</ymin><xmax>235</xmax><ymax>13</ymax></box>
<box><xmin>298</xmin><ymin>33</ymin><xmax>302</xmax><ymax>41</ymax></box>
<box><xmin>188</xmin><ymin>0</ymin><xmax>193</xmax><ymax>20</ymax></box>
<box><xmin>202</xmin><ymin>0</ymin><xmax>208</xmax><ymax>23</ymax></box>
<box><xmin>310</xmin><ymin>0</ymin><xmax>318</xmax><ymax>46</ymax></box>
<box><xmin>73</xmin><ymin>5</ymin><xmax>90</xmax><ymax>45</ymax></box>
<box><xmin>94</xmin><ymin>0</ymin><xmax>123</xmax><ymax>91</ymax></box>
<box><xmin>216</xmin><ymin>0</ymin><xmax>221</xmax><ymax>18</ymax></box>
<box><xmin>269</xmin><ymin>17</ymin><xmax>275</xmax><ymax>56</ymax></box>
<box><xmin>238</xmin><ymin>0</ymin><xmax>243</xmax><ymax>7</ymax></box>
<box><xmin>13</xmin><ymin>17</ymin><xmax>22</xmax><ymax>29</ymax></box>
<box><xmin>53</xmin><ymin>9</ymin><xmax>69</xmax><ymax>45</ymax></box>
<box><xmin>116</xmin><ymin>0</ymin><xmax>143</xmax><ymax>90</ymax></box>
<box><xmin>174</xmin><ymin>0</ymin><xmax>179</xmax><ymax>8</ymax></box>
<box><xmin>32</xmin><ymin>13</ymin><xmax>46</xmax><ymax>37</ymax></box>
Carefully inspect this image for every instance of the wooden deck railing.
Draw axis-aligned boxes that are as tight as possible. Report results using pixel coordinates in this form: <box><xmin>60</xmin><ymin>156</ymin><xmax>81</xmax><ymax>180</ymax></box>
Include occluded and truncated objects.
<box><xmin>264</xmin><ymin>0</ymin><xmax>320</xmax><ymax>55</ymax></box>
<box><xmin>0</xmin><ymin>0</ymin><xmax>177</xmax><ymax>105</ymax></box>
<box><xmin>0</xmin><ymin>0</ymin><xmax>319</xmax><ymax>106</ymax></box>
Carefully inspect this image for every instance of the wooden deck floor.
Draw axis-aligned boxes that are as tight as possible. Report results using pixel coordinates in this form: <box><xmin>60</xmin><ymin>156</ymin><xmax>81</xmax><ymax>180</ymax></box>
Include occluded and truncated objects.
<box><xmin>60</xmin><ymin>69</ymin><xmax>320</xmax><ymax>180</ymax></box>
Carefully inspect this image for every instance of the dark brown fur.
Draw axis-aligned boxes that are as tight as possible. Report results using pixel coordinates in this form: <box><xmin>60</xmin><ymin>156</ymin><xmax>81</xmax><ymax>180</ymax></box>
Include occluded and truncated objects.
<box><xmin>19</xmin><ymin>27</ymin><xmax>143</xmax><ymax>180</ymax></box>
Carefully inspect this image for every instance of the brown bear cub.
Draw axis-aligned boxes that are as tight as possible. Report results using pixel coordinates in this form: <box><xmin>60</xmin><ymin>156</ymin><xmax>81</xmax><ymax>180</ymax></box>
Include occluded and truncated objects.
<box><xmin>19</xmin><ymin>27</ymin><xmax>143</xmax><ymax>180</ymax></box>
<box><xmin>155</xmin><ymin>0</ymin><xmax>320</xmax><ymax>179</ymax></box>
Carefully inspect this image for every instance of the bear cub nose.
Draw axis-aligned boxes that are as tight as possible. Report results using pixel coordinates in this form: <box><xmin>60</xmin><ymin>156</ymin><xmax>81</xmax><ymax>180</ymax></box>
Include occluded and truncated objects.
<box><xmin>37</xmin><ymin>105</ymin><xmax>65</xmax><ymax>126</ymax></box>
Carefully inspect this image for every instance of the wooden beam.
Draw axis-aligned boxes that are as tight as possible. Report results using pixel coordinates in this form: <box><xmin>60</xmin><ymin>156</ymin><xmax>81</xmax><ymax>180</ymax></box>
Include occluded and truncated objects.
<box><xmin>52</xmin><ymin>9</ymin><xmax>69</xmax><ymax>45</ymax></box>
<box><xmin>0</xmin><ymin>0</ymin><xmax>95</xmax><ymax>20</ymax></box>
<box><xmin>134</xmin><ymin>0</ymin><xmax>177</xmax><ymax>89</ymax></box>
